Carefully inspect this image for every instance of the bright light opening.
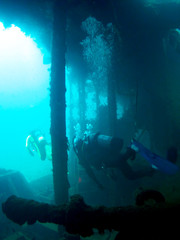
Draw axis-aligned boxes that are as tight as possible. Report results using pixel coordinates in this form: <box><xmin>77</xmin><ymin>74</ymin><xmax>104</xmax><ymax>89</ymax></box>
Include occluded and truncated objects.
<box><xmin>0</xmin><ymin>22</ymin><xmax>51</xmax><ymax>182</ymax></box>
<box><xmin>0</xmin><ymin>22</ymin><xmax>50</xmax><ymax>108</ymax></box>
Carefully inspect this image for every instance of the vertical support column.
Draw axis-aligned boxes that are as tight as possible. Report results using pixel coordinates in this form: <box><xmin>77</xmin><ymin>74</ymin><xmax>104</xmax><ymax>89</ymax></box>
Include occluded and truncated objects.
<box><xmin>50</xmin><ymin>0</ymin><xmax>69</xmax><ymax>205</ymax></box>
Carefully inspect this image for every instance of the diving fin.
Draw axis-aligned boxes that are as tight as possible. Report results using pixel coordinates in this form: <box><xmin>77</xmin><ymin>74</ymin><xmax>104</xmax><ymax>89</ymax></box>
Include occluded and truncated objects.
<box><xmin>131</xmin><ymin>139</ymin><xmax>179</xmax><ymax>175</ymax></box>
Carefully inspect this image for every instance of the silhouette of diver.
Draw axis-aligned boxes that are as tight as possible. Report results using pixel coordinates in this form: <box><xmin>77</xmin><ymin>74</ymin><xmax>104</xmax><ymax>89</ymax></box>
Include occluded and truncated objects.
<box><xmin>73</xmin><ymin>133</ymin><xmax>154</xmax><ymax>189</ymax></box>
<box><xmin>26</xmin><ymin>130</ymin><xmax>52</xmax><ymax>161</ymax></box>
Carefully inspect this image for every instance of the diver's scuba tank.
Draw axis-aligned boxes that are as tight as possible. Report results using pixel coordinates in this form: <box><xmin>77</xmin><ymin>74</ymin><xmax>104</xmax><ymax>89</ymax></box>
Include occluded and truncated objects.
<box><xmin>73</xmin><ymin>133</ymin><xmax>124</xmax><ymax>168</ymax></box>
<box><xmin>87</xmin><ymin>133</ymin><xmax>124</xmax><ymax>153</ymax></box>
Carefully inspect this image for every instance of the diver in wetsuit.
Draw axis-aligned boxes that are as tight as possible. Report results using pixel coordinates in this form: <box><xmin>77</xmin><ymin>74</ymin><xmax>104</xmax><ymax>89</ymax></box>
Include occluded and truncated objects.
<box><xmin>26</xmin><ymin>130</ymin><xmax>52</xmax><ymax>161</ymax></box>
<box><xmin>73</xmin><ymin>133</ymin><xmax>154</xmax><ymax>189</ymax></box>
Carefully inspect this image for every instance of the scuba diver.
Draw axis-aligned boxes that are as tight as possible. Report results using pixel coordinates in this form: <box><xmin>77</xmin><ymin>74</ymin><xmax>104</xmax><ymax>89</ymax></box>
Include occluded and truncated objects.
<box><xmin>26</xmin><ymin>130</ymin><xmax>52</xmax><ymax>161</ymax></box>
<box><xmin>73</xmin><ymin>133</ymin><xmax>154</xmax><ymax>189</ymax></box>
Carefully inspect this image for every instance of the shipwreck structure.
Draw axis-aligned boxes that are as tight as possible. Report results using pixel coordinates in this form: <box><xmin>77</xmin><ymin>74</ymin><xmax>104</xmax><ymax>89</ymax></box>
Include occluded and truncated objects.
<box><xmin>2</xmin><ymin>190</ymin><xmax>180</xmax><ymax>240</ymax></box>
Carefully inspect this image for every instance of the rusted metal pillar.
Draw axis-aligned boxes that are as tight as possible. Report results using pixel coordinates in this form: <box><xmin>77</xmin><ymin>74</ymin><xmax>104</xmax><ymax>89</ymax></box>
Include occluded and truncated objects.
<box><xmin>50</xmin><ymin>0</ymin><xmax>69</xmax><ymax>205</ymax></box>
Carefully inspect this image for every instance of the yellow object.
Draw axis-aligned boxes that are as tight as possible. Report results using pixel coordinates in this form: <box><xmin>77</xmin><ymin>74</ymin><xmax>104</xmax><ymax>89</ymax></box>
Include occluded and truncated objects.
<box><xmin>45</xmin><ymin>144</ymin><xmax>52</xmax><ymax>161</ymax></box>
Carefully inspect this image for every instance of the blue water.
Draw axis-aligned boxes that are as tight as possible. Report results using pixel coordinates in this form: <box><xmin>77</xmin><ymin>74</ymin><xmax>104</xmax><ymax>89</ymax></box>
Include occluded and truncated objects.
<box><xmin>0</xmin><ymin>1</ymin><xmax>180</xmax><ymax>239</ymax></box>
<box><xmin>0</xmin><ymin>23</ymin><xmax>52</xmax><ymax>181</ymax></box>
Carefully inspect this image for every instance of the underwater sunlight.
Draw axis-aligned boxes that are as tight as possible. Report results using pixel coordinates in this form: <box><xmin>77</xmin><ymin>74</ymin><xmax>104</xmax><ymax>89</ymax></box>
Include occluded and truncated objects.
<box><xmin>0</xmin><ymin>22</ymin><xmax>50</xmax><ymax>108</ymax></box>
<box><xmin>1</xmin><ymin>0</ymin><xmax>180</xmax><ymax>239</ymax></box>
<box><xmin>0</xmin><ymin>22</ymin><xmax>51</xmax><ymax>181</ymax></box>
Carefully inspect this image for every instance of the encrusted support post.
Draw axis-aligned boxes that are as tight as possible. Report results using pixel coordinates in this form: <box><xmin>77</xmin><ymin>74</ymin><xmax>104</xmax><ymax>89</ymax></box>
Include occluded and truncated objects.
<box><xmin>50</xmin><ymin>0</ymin><xmax>69</xmax><ymax>205</ymax></box>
